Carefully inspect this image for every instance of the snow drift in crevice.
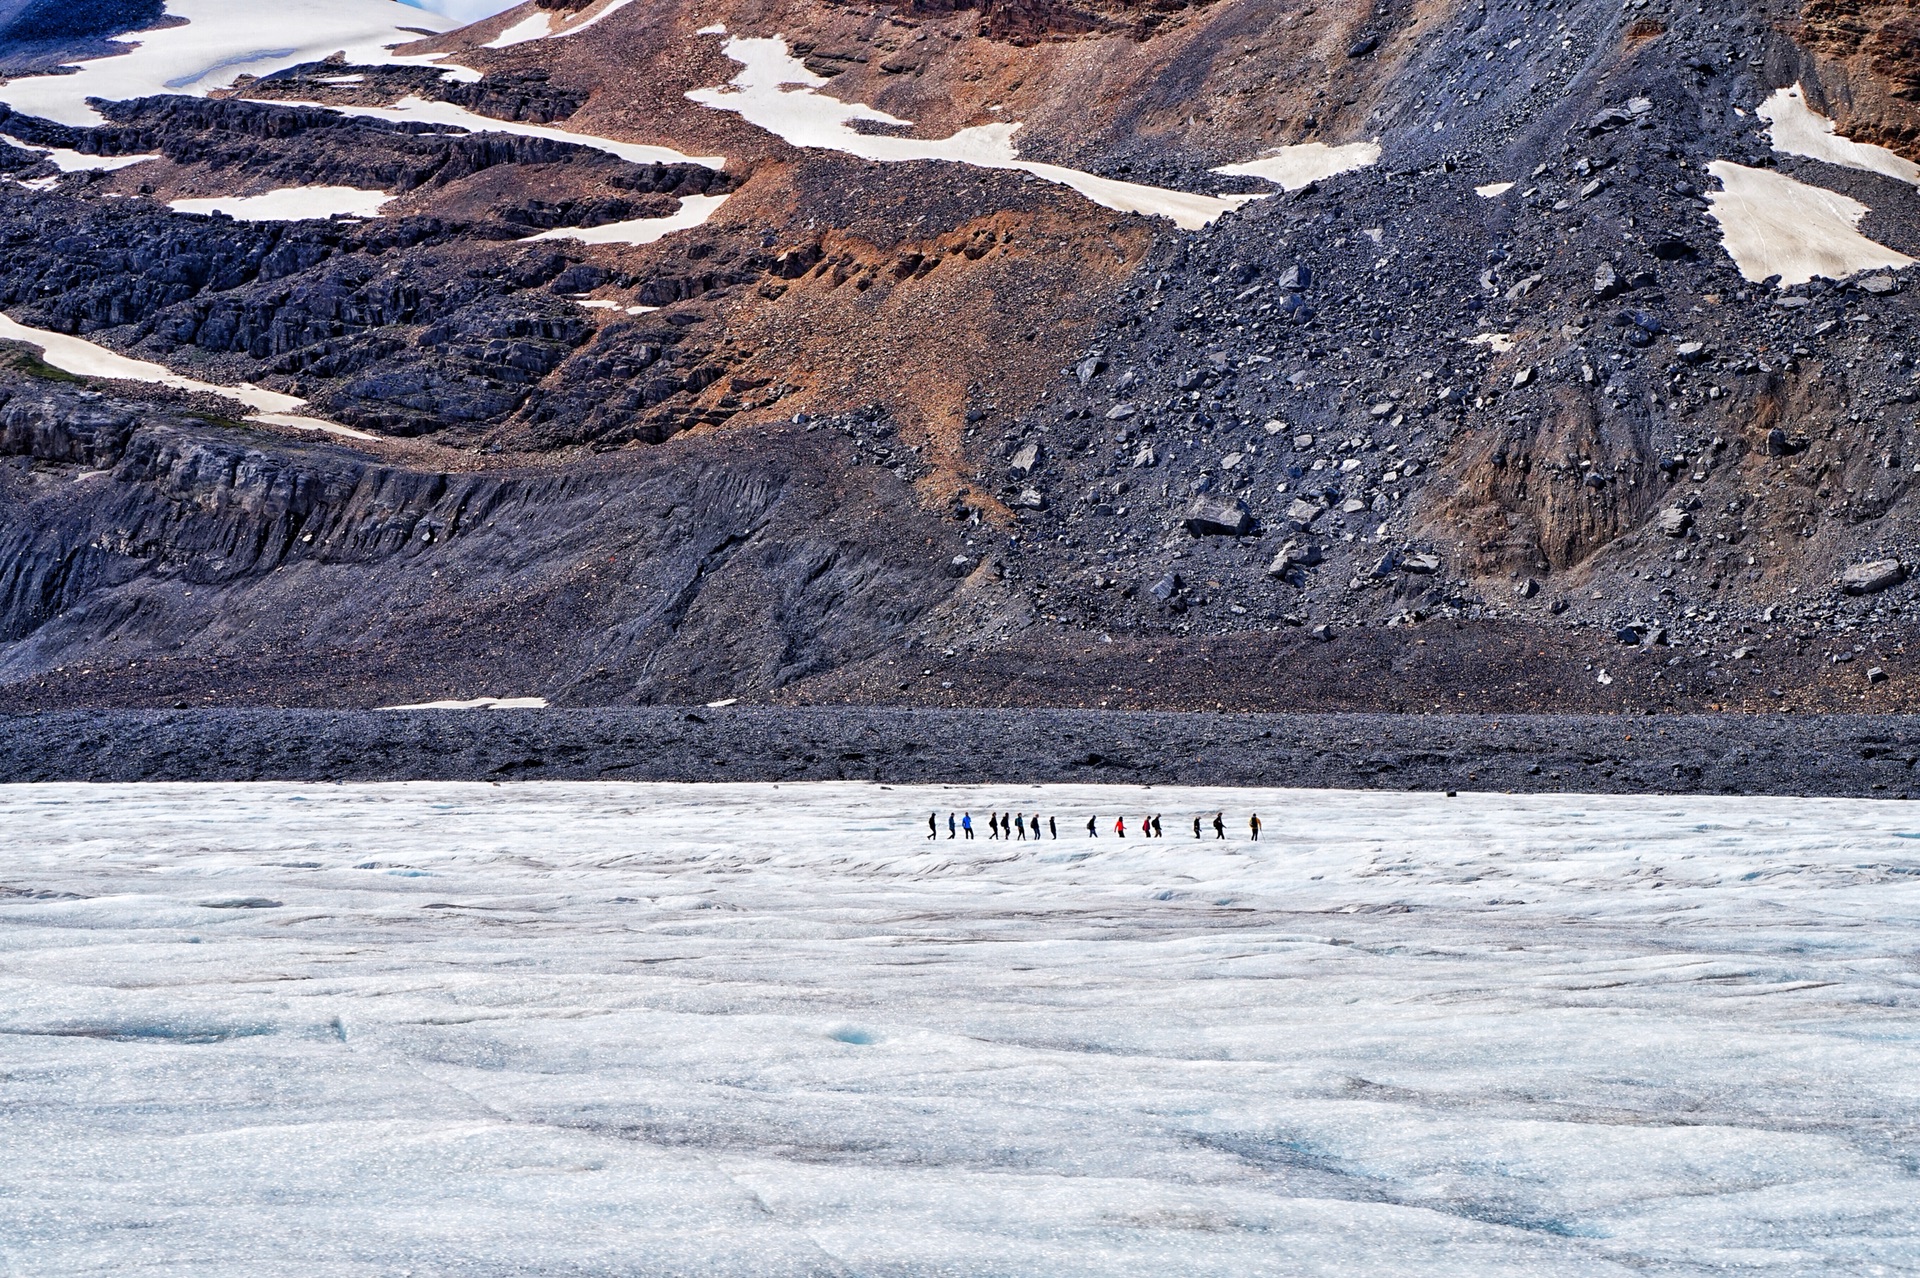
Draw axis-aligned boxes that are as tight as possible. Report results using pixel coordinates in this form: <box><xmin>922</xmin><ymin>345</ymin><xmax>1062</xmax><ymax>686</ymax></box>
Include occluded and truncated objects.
<box><xmin>523</xmin><ymin>194</ymin><xmax>728</xmax><ymax>245</ymax></box>
<box><xmin>1704</xmin><ymin>161</ymin><xmax>1915</xmax><ymax>287</ymax></box>
<box><xmin>485</xmin><ymin>0</ymin><xmax>640</xmax><ymax>48</ymax></box>
<box><xmin>170</xmin><ymin>186</ymin><xmax>394</xmax><ymax>221</ymax></box>
<box><xmin>0</xmin><ymin>314</ymin><xmax>374</xmax><ymax>439</ymax></box>
<box><xmin>0</xmin><ymin>0</ymin><xmax>468</xmax><ymax>126</ymax></box>
<box><xmin>270</xmin><ymin>95</ymin><xmax>724</xmax><ymax>170</ymax></box>
<box><xmin>1760</xmin><ymin>84</ymin><xmax>1920</xmax><ymax>188</ymax></box>
<box><xmin>687</xmin><ymin>33</ymin><xmax>1258</xmax><ymax>230</ymax></box>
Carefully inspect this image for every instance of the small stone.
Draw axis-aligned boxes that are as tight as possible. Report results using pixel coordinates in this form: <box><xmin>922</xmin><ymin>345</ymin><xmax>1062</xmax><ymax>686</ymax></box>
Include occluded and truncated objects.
<box><xmin>1015</xmin><ymin>488</ymin><xmax>1045</xmax><ymax>509</ymax></box>
<box><xmin>1675</xmin><ymin>341</ymin><xmax>1707</xmax><ymax>363</ymax></box>
<box><xmin>1105</xmin><ymin>403</ymin><xmax>1137</xmax><ymax>420</ymax></box>
<box><xmin>1402</xmin><ymin>552</ymin><xmax>1442</xmax><ymax>574</ymax></box>
<box><xmin>1075</xmin><ymin>356</ymin><xmax>1105</xmax><ymax>386</ymax></box>
<box><xmin>1150</xmin><ymin>571</ymin><xmax>1182</xmax><ymax>603</ymax></box>
<box><xmin>1008</xmin><ymin>441</ymin><xmax>1041</xmax><ymax>475</ymax></box>
<box><xmin>1310</xmin><ymin>624</ymin><xmax>1333</xmax><ymax>642</ymax></box>
<box><xmin>1277</xmin><ymin>264</ymin><xmax>1312</xmax><ymax>292</ymax></box>
<box><xmin>1264</xmin><ymin>420</ymin><xmax>1287</xmax><ymax>435</ymax></box>
<box><xmin>1869</xmin><ymin>666</ymin><xmax>1890</xmax><ymax>684</ymax></box>
<box><xmin>1766</xmin><ymin>428</ymin><xmax>1789</xmax><ymax>457</ymax></box>
<box><xmin>1513</xmin><ymin>367</ymin><xmax>1535</xmax><ymax>388</ymax></box>
<box><xmin>1369</xmin><ymin>550</ymin><xmax>1400</xmax><ymax>578</ymax></box>
<box><xmin>1132</xmin><ymin>444</ymin><xmax>1156</xmax><ymax>468</ymax></box>
<box><xmin>1340</xmin><ymin>498</ymin><xmax>1368</xmax><ymax>514</ymax></box>
<box><xmin>1842</xmin><ymin>559</ymin><xmax>1906</xmax><ymax>595</ymax></box>
<box><xmin>1267</xmin><ymin>539</ymin><xmax>1322</xmax><ymax>577</ymax></box>
<box><xmin>1514</xmin><ymin>577</ymin><xmax>1539</xmax><ymax>598</ymax></box>
<box><xmin>1294</xmin><ymin>434</ymin><xmax>1315</xmax><ymax>449</ymax></box>
<box><xmin>1286</xmin><ymin>497</ymin><xmax>1323</xmax><ymax>525</ymax></box>
<box><xmin>1859</xmin><ymin>274</ymin><xmax>1898</xmax><ymax>296</ymax></box>
<box><xmin>1593</xmin><ymin>261</ymin><xmax>1623</xmax><ymax>298</ymax></box>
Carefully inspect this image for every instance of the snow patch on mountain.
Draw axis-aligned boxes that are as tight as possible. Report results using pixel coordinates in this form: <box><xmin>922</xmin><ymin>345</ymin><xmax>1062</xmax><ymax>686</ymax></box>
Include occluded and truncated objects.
<box><xmin>0</xmin><ymin>137</ymin><xmax>160</xmax><ymax>175</ymax></box>
<box><xmin>1705</xmin><ymin>161</ymin><xmax>1915</xmax><ymax>287</ymax></box>
<box><xmin>274</xmin><ymin>94</ymin><xmax>724</xmax><ymax>169</ymax></box>
<box><xmin>0</xmin><ymin>314</ymin><xmax>368</xmax><ymax>437</ymax></box>
<box><xmin>1760</xmin><ymin>84</ymin><xmax>1920</xmax><ymax>188</ymax></box>
<box><xmin>1212</xmin><ymin>140</ymin><xmax>1381</xmax><ymax>191</ymax></box>
<box><xmin>0</xmin><ymin>0</ymin><xmax>463</xmax><ymax>126</ymax></box>
<box><xmin>485</xmin><ymin>0</ymin><xmax>640</xmax><ymax>47</ymax></box>
<box><xmin>525</xmin><ymin>193</ymin><xmax>728</xmax><ymax>245</ymax></box>
<box><xmin>170</xmin><ymin>186</ymin><xmax>394</xmax><ymax>221</ymax></box>
<box><xmin>687</xmin><ymin>33</ymin><xmax>1255</xmax><ymax>230</ymax></box>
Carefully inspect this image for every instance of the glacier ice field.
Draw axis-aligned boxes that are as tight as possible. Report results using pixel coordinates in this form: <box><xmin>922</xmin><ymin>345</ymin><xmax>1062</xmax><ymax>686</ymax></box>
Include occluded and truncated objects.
<box><xmin>1</xmin><ymin>781</ymin><xmax>1918</xmax><ymax>1276</ymax></box>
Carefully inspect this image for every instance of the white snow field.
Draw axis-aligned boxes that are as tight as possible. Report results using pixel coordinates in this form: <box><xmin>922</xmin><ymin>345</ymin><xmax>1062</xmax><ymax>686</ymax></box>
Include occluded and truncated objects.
<box><xmin>1211</xmin><ymin>140</ymin><xmax>1381</xmax><ymax>192</ymax></box>
<box><xmin>525</xmin><ymin>193</ymin><xmax>731</xmax><ymax>245</ymax></box>
<box><xmin>1761</xmin><ymin>84</ymin><xmax>1920</xmax><ymax>188</ymax></box>
<box><xmin>169</xmin><ymin>185</ymin><xmax>395</xmax><ymax>221</ymax></box>
<box><xmin>688</xmin><ymin>32</ymin><xmax>1285</xmax><ymax>230</ymax></box>
<box><xmin>0</xmin><ymin>0</ymin><xmax>462</xmax><ymax>126</ymax></box>
<box><xmin>2</xmin><ymin>781</ymin><xmax>1917</xmax><ymax>1276</ymax></box>
<box><xmin>1704</xmin><ymin>161</ymin><xmax>1915</xmax><ymax>287</ymax></box>
<box><xmin>0</xmin><ymin>314</ymin><xmax>372</xmax><ymax>438</ymax></box>
<box><xmin>485</xmin><ymin>0</ymin><xmax>643</xmax><ymax>48</ymax></box>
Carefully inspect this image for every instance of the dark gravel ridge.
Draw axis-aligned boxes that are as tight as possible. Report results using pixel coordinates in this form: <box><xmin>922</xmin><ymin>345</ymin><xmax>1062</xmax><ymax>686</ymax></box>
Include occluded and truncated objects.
<box><xmin>5</xmin><ymin>709</ymin><xmax>1920</xmax><ymax>797</ymax></box>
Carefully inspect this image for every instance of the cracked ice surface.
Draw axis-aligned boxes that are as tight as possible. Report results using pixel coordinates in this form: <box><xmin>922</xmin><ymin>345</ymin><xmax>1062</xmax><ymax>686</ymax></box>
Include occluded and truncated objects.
<box><xmin>2</xmin><ymin>781</ymin><xmax>1918</xmax><ymax>1275</ymax></box>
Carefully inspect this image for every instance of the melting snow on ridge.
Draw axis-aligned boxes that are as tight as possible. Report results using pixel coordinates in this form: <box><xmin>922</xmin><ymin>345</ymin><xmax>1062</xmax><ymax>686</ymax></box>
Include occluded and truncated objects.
<box><xmin>524</xmin><ymin>193</ymin><xmax>729</xmax><ymax>245</ymax></box>
<box><xmin>3</xmin><ymin>780</ymin><xmax>1919</xmax><ymax>1274</ymax></box>
<box><xmin>1705</xmin><ymin>161</ymin><xmax>1915</xmax><ymax>287</ymax></box>
<box><xmin>169</xmin><ymin>186</ymin><xmax>394</xmax><ymax>221</ymax></box>
<box><xmin>1211</xmin><ymin>140</ymin><xmax>1381</xmax><ymax>192</ymax></box>
<box><xmin>0</xmin><ymin>137</ymin><xmax>160</xmax><ymax>176</ymax></box>
<box><xmin>485</xmin><ymin>0</ymin><xmax>641</xmax><ymax>48</ymax></box>
<box><xmin>688</xmin><ymin>34</ymin><xmax>1264</xmax><ymax>230</ymax></box>
<box><xmin>0</xmin><ymin>0</ymin><xmax>465</xmax><ymax>126</ymax></box>
<box><xmin>1760</xmin><ymin>84</ymin><xmax>1920</xmax><ymax>188</ymax></box>
<box><xmin>0</xmin><ymin>314</ymin><xmax>373</xmax><ymax>439</ymax></box>
<box><xmin>272</xmin><ymin>95</ymin><xmax>723</xmax><ymax>169</ymax></box>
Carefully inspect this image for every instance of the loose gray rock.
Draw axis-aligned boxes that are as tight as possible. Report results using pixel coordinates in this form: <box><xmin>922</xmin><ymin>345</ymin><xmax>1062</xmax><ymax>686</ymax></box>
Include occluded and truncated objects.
<box><xmin>1008</xmin><ymin>442</ymin><xmax>1041</xmax><ymax>476</ymax></box>
<box><xmin>1842</xmin><ymin>559</ymin><xmax>1906</xmax><ymax>595</ymax></box>
<box><xmin>1402</xmin><ymin>552</ymin><xmax>1442</xmax><ymax>574</ymax></box>
<box><xmin>1266</xmin><ymin>539</ymin><xmax>1323</xmax><ymax>577</ymax></box>
<box><xmin>1286</xmin><ymin>497</ymin><xmax>1323</xmax><ymax>526</ymax></box>
<box><xmin>1184</xmin><ymin>496</ymin><xmax>1253</xmax><ymax>537</ymax></box>
<box><xmin>1656</xmin><ymin>507</ymin><xmax>1692</xmax><ymax>537</ymax></box>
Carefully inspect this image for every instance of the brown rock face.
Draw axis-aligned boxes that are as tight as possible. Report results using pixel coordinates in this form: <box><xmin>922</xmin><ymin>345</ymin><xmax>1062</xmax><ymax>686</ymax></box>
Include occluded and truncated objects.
<box><xmin>1800</xmin><ymin>0</ymin><xmax>1920</xmax><ymax>151</ymax></box>
<box><xmin>876</xmin><ymin>0</ymin><xmax>1220</xmax><ymax>43</ymax></box>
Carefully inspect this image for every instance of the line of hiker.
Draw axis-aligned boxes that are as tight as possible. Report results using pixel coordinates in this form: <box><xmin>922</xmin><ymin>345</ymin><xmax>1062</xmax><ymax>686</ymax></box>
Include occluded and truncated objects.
<box><xmin>928</xmin><ymin>812</ymin><xmax>1261</xmax><ymax>841</ymax></box>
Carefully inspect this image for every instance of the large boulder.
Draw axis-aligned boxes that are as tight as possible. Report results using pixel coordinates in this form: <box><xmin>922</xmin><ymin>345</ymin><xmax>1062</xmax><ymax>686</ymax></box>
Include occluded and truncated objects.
<box><xmin>1842</xmin><ymin>559</ymin><xmax>1906</xmax><ymax>595</ymax></box>
<box><xmin>1184</xmin><ymin>496</ymin><xmax>1253</xmax><ymax>537</ymax></box>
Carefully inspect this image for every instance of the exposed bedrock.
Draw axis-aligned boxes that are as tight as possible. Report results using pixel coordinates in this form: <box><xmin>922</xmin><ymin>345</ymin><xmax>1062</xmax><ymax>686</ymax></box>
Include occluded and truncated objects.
<box><xmin>0</xmin><ymin>377</ymin><xmax>962</xmax><ymax>705</ymax></box>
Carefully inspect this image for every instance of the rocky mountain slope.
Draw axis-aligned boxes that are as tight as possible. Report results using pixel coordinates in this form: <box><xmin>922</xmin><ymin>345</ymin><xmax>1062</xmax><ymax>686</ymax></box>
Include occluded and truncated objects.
<box><xmin>1</xmin><ymin>0</ymin><xmax>1919</xmax><ymax>713</ymax></box>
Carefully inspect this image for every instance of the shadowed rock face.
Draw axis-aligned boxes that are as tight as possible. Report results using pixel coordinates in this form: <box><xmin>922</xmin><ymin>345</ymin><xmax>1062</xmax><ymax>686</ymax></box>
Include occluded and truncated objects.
<box><xmin>0</xmin><ymin>0</ymin><xmax>1917</xmax><ymax>712</ymax></box>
